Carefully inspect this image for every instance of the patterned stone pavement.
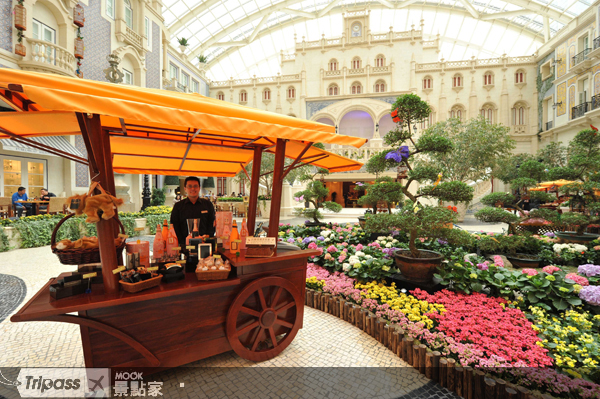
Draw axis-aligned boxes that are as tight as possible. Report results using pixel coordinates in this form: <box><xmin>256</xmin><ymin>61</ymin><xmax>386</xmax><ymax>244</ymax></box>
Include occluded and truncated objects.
<box><xmin>0</xmin><ymin>246</ymin><xmax>459</xmax><ymax>399</ymax></box>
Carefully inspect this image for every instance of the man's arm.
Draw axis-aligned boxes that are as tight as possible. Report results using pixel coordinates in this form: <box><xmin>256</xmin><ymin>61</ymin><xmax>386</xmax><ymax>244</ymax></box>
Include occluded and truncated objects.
<box><xmin>11</xmin><ymin>193</ymin><xmax>18</xmax><ymax>206</ymax></box>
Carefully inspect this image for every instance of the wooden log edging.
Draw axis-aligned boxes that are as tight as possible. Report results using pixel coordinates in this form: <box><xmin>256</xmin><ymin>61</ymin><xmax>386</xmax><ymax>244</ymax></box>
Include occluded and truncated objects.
<box><xmin>304</xmin><ymin>290</ymin><xmax>547</xmax><ymax>399</ymax></box>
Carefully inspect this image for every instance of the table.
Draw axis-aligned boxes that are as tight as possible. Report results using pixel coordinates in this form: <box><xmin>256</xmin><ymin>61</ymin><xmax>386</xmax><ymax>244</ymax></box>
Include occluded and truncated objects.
<box><xmin>11</xmin><ymin>248</ymin><xmax>318</xmax><ymax>368</ymax></box>
<box><xmin>16</xmin><ymin>200</ymin><xmax>49</xmax><ymax>215</ymax></box>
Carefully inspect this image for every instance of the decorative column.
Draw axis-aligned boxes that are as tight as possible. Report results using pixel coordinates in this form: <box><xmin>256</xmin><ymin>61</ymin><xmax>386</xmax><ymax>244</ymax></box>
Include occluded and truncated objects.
<box><xmin>390</xmin><ymin>59</ymin><xmax>395</xmax><ymax>92</ymax></box>
<box><xmin>410</xmin><ymin>54</ymin><xmax>417</xmax><ymax>92</ymax></box>
<box><xmin>439</xmin><ymin>75</ymin><xmax>446</xmax><ymax>121</ymax></box>
<box><xmin>276</xmin><ymin>73</ymin><xmax>282</xmax><ymax>114</ymax></box>
<box><xmin>300</xmin><ymin>68</ymin><xmax>307</xmax><ymax>119</ymax></box>
<box><xmin>469</xmin><ymin>75</ymin><xmax>477</xmax><ymax>119</ymax></box>
<box><xmin>500</xmin><ymin>74</ymin><xmax>509</xmax><ymax>126</ymax></box>
<box><xmin>141</xmin><ymin>174</ymin><xmax>151</xmax><ymax>210</ymax></box>
<box><xmin>366</xmin><ymin>64</ymin><xmax>370</xmax><ymax>92</ymax></box>
<box><xmin>342</xmin><ymin>65</ymin><xmax>347</xmax><ymax>95</ymax></box>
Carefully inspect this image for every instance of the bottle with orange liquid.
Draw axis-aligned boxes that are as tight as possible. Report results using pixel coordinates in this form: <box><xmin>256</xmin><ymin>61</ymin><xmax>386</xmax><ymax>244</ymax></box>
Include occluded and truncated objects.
<box><xmin>161</xmin><ymin>219</ymin><xmax>169</xmax><ymax>250</ymax></box>
<box><xmin>222</xmin><ymin>221</ymin><xmax>231</xmax><ymax>250</ymax></box>
<box><xmin>230</xmin><ymin>220</ymin><xmax>240</xmax><ymax>247</ymax></box>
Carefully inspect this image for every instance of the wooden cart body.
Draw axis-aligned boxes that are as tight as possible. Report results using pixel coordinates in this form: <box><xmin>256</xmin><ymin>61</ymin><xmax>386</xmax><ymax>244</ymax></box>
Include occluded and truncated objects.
<box><xmin>11</xmin><ymin>249</ymin><xmax>318</xmax><ymax>367</ymax></box>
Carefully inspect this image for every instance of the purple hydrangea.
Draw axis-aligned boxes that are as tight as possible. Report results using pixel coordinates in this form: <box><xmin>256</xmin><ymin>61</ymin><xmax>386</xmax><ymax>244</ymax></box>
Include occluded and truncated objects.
<box><xmin>317</xmin><ymin>236</ymin><xmax>325</xmax><ymax>241</ymax></box>
<box><xmin>287</xmin><ymin>238</ymin><xmax>295</xmax><ymax>243</ymax></box>
<box><xmin>385</xmin><ymin>146</ymin><xmax>410</xmax><ymax>163</ymax></box>
<box><xmin>578</xmin><ymin>264</ymin><xmax>600</xmax><ymax>277</ymax></box>
<box><xmin>437</xmin><ymin>238</ymin><xmax>448</xmax><ymax>245</ymax></box>
<box><xmin>544</xmin><ymin>232</ymin><xmax>556</xmax><ymax>238</ymax></box>
<box><xmin>579</xmin><ymin>285</ymin><xmax>600</xmax><ymax>306</ymax></box>
<box><xmin>382</xmin><ymin>247</ymin><xmax>400</xmax><ymax>259</ymax></box>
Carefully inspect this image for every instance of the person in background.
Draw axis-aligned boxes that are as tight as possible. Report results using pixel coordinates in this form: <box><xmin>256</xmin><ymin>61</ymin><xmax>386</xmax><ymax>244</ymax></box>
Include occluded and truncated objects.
<box><xmin>170</xmin><ymin>176</ymin><xmax>216</xmax><ymax>247</ymax></box>
<box><xmin>12</xmin><ymin>187</ymin><xmax>31</xmax><ymax>217</ymax></box>
<box><xmin>231</xmin><ymin>191</ymin><xmax>236</xmax><ymax>197</ymax></box>
<box><xmin>237</xmin><ymin>192</ymin><xmax>243</xmax><ymax>198</ymax></box>
<box><xmin>39</xmin><ymin>188</ymin><xmax>56</xmax><ymax>213</ymax></box>
<box><xmin>173</xmin><ymin>194</ymin><xmax>183</xmax><ymax>205</ymax></box>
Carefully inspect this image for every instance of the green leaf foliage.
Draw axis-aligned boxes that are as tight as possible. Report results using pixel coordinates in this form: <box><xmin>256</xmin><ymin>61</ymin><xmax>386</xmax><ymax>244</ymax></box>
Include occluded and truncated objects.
<box><xmin>418</xmin><ymin>181</ymin><xmax>474</xmax><ymax>203</ymax></box>
<box><xmin>480</xmin><ymin>192</ymin><xmax>516</xmax><ymax>207</ymax></box>
<box><xmin>390</xmin><ymin>93</ymin><xmax>431</xmax><ymax>126</ymax></box>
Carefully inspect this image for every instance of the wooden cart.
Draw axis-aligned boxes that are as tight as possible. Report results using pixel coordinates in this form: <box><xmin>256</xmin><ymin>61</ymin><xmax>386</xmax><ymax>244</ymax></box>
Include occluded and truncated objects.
<box><xmin>11</xmin><ymin>248</ymin><xmax>318</xmax><ymax>366</ymax></box>
<box><xmin>0</xmin><ymin>69</ymin><xmax>364</xmax><ymax>369</ymax></box>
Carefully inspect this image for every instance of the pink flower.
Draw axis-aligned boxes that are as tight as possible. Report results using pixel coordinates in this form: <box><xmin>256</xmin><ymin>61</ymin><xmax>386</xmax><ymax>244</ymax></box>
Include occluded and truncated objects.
<box><xmin>355</xmin><ymin>244</ymin><xmax>364</xmax><ymax>251</ymax></box>
<box><xmin>308</xmin><ymin>242</ymin><xmax>318</xmax><ymax>250</ymax></box>
<box><xmin>565</xmin><ymin>273</ymin><xmax>589</xmax><ymax>286</ymax></box>
<box><xmin>317</xmin><ymin>248</ymin><xmax>323</xmax><ymax>255</ymax></box>
<box><xmin>419</xmin><ymin>238</ymin><xmax>426</xmax><ymax>243</ymax></box>
<box><xmin>338</xmin><ymin>254</ymin><xmax>346</xmax><ymax>262</ymax></box>
<box><xmin>343</xmin><ymin>248</ymin><xmax>348</xmax><ymax>252</ymax></box>
<box><xmin>327</xmin><ymin>245</ymin><xmax>337</xmax><ymax>253</ymax></box>
<box><xmin>342</xmin><ymin>242</ymin><xmax>348</xmax><ymax>247</ymax></box>
<box><xmin>522</xmin><ymin>268</ymin><xmax>538</xmax><ymax>276</ymax></box>
<box><xmin>493</xmin><ymin>255</ymin><xmax>504</xmax><ymax>268</ymax></box>
<box><xmin>542</xmin><ymin>265</ymin><xmax>561</xmax><ymax>274</ymax></box>
<box><xmin>324</xmin><ymin>253</ymin><xmax>332</xmax><ymax>260</ymax></box>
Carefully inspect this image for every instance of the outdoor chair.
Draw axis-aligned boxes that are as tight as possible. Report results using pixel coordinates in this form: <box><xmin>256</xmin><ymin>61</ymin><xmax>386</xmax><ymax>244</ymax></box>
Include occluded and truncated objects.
<box><xmin>42</xmin><ymin>197</ymin><xmax>67</xmax><ymax>215</ymax></box>
<box><xmin>0</xmin><ymin>197</ymin><xmax>13</xmax><ymax>218</ymax></box>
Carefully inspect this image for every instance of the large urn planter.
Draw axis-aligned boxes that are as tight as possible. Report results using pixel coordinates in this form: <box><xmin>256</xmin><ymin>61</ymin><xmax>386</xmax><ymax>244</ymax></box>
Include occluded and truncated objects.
<box><xmin>393</xmin><ymin>249</ymin><xmax>444</xmax><ymax>283</ymax></box>
<box><xmin>505</xmin><ymin>253</ymin><xmax>541</xmax><ymax>269</ymax></box>
<box><xmin>358</xmin><ymin>216</ymin><xmax>366</xmax><ymax>229</ymax></box>
<box><xmin>556</xmin><ymin>232</ymin><xmax>600</xmax><ymax>244</ymax></box>
<box><xmin>260</xmin><ymin>200</ymin><xmax>271</xmax><ymax>217</ymax></box>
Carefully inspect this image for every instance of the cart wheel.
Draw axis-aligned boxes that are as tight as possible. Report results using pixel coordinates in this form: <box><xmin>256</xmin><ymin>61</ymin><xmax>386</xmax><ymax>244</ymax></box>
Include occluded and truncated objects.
<box><xmin>226</xmin><ymin>276</ymin><xmax>302</xmax><ymax>362</ymax></box>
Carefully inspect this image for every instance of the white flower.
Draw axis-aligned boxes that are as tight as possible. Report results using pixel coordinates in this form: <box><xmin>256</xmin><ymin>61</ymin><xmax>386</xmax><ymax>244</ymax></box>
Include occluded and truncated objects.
<box><xmin>342</xmin><ymin>263</ymin><xmax>351</xmax><ymax>271</ymax></box>
<box><xmin>353</xmin><ymin>262</ymin><xmax>361</xmax><ymax>269</ymax></box>
<box><xmin>400</xmin><ymin>289</ymin><xmax>407</xmax><ymax>293</ymax></box>
<box><xmin>355</xmin><ymin>251</ymin><xmax>365</xmax><ymax>257</ymax></box>
<box><xmin>386</xmin><ymin>243</ymin><xmax>392</xmax><ymax>248</ymax></box>
<box><xmin>382</xmin><ymin>266</ymin><xmax>390</xmax><ymax>272</ymax></box>
<box><xmin>392</xmin><ymin>239</ymin><xmax>398</xmax><ymax>244</ymax></box>
<box><xmin>324</xmin><ymin>238</ymin><xmax>330</xmax><ymax>242</ymax></box>
<box><xmin>377</xmin><ymin>236</ymin><xmax>386</xmax><ymax>241</ymax></box>
<box><xmin>322</xmin><ymin>230</ymin><xmax>331</xmax><ymax>237</ymax></box>
<box><xmin>348</xmin><ymin>256</ymin><xmax>360</xmax><ymax>265</ymax></box>
<box><xmin>365</xmin><ymin>255</ymin><xmax>373</xmax><ymax>259</ymax></box>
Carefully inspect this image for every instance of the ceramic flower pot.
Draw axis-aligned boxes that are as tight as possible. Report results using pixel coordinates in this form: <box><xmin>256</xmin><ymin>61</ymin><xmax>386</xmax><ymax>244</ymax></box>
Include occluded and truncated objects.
<box><xmin>393</xmin><ymin>249</ymin><xmax>444</xmax><ymax>283</ymax></box>
<box><xmin>358</xmin><ymin>216</ymin><xmax>366</xmax><ymax>229</ymax></box>
<box><xmin>556</xmin><ymin>232</ymin><xmax>599</xmax><ymax>244</ymax></box>
<box><xmin>505</xmin><ymin>253</ymin><xmax>541</xmax><ymax>268</ymax></box>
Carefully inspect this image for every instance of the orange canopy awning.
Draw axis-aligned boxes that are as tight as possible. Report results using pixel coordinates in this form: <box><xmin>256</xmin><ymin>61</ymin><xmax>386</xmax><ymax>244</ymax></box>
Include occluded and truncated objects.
<box><xmin>0</xmin><ymin>69</ymin><xmax>366</xmax><ymax>175</ymax></box>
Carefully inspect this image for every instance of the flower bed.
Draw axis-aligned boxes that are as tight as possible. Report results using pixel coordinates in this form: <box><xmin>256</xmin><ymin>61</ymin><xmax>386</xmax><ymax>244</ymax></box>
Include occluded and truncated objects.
<box><xmin>290</xmin><ymin>222</ymin><xmax>600</xmax><ymax>398</ymax></box>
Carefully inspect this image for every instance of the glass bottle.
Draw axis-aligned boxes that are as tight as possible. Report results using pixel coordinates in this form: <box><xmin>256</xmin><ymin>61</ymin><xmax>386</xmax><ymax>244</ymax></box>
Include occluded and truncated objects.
<box><xmin>240</xmin><ymin>218</ymin><xmax>248</xmax><ymax>250</ymax></box>
<box><xmin>153</xmin><ymin>225</ymin><xmax>164</xmax><ymax>261</ymax></box>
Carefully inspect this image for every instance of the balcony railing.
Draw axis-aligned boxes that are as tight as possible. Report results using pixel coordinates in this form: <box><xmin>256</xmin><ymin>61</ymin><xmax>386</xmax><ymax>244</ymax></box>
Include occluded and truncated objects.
<box><xmin>18</xmin><ymin>38</ymin><xmax>76</xmax><ymax>76</ymax></box>
<box><xmin>592</xmin><ymin>94</ymin><xmax>600</xmax><ymax>111</ymax></box>
<box><xmin>572</xmin><ymin>102</ymin><xmax>590</xmax><ymax>119</ymax></box>
<box><xmin>545</xmin><ymin>121</ymin><xmax>553</xmax><ymax>131</ymax></box>
<box><xmin>572</xmin><ymin>48</ymin><xmax>591</xmax><ymax>67</ymax></box>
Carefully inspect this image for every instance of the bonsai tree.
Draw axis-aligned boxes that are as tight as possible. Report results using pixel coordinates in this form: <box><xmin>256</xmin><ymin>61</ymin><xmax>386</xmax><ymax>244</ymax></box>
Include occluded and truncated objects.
<box><xmin>365</xmin><ymin>94</ymin><xmax>474</xmax><ymax>257</ymax></box>
<box><xmin>355</xmin><ymin>177</ymin><xmax>404</xmax><ymax>214</ymax></box>
<box><xmin>293</xmin><ymin>180</ymin><xmax>342</xmax><ymax>223</ymax></box>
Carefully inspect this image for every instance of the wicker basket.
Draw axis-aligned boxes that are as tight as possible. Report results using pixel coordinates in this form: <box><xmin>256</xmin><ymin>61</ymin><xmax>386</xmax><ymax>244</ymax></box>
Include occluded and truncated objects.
<box><xmin>195</xmin><ymin>268</ymin><xmax>230</xmax><ymax>281</ymax></box>
<box><xmin>119</xmin><ymin>273</ymin><xmax>161</xmax><ymax>293</ymax></box>
<box><xmin>51</xmin><ymin>213</ymin><xmax>126</xmax><ymax>265</ymax></box>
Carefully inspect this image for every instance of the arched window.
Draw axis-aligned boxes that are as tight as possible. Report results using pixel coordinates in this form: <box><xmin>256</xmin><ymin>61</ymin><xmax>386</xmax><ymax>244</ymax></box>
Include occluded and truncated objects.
<box><xmin>452</xmin><ymin>74</ymin><xmax>463</xmax><ymax>88</ymax></box>
<box><xmin>263</xmin><ymin>88</ymin><xmax>271</xmax><ymax>101</ymax></box>
<box><xmin>483</xmin><ymin>72</ymin><xmax>494</xmax><ymax>86</ymax></box>
<box><xmin>217</xmin><ymin>91</ymin><xmax>224</xmax><ymax>101</ymax></box>
<box><xmin>375</xmin><ymin>54</ymin><xmax>385</xmax><ymax>67</ymax></box>
<box><xmin>423</xmin><ymin>76</ymin><xmax>432</xmax><ymax>90</ymax></box>
<box><xmin>480</xmin><ymin>103</ymin><xmax>496</xmax><ymax>123</ymax></box>
<box><xmin>374</xmin><ymin>80</ymin><xmax>386</xmax><ymax>93</ymax></box>
<box><xmin>287</xmin><ymin>86</ymin><xmax>295</xmax><ymax>99</ymax></box>
<box><xmin>351</xmin><ymin>57</ymin><xmax>361</xmax><ymax>70</ymax></box>
<box><xmin>328</xmin><ymin>84</ymin><xmax>339</xmax><ymax>96</ymax></box>
<box><xmin>450</xmin><ymin>105</ymin><xmax>465</xmax><ymax>121</ymax></box>
<box><xmin>239</xmin><ymin>90</ymin><xmax>247</xmax><ymax>103</ymax></box>
<box><xmin>124</xmin><ymin>0</ymin><xmax>133</xmax><ymax>28</ymax></box>
<box><xmin>328</xmin><ymin>59</ymin><xmax>338</xmax><ymax>71</ymax></box>
<box><xmin>515</xmin><ymin>69</ymin><xmax>525</xmax><ymax>84</ymax></box>
<box><xmin>351</xmin><ymin>82</ymin><xmax>362</xmax><ymax>94</ymax></box>
<box><xmin>421</xmin><ymin>111</ymin><xmax>434</xmax><ymax>129</ymax></box>
<box><xmin>512</xmin><ymin>102</ymin><xmax>527</xmax><ymax>125</ymax></box>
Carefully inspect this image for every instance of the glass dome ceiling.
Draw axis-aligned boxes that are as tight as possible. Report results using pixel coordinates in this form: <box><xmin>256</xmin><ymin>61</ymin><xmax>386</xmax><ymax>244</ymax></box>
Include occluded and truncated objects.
<box><xmin>162</xmin><ymin>0</ymin><xmax>592</xmax><ymax>81</ymax></box>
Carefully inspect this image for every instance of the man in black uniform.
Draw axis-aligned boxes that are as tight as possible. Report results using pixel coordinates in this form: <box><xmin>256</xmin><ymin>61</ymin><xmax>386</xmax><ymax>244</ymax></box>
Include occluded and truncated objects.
<box><xmin>170</xmin><ymin>176</ymin><xmax>216</xmax><ymax>247</ymax></box>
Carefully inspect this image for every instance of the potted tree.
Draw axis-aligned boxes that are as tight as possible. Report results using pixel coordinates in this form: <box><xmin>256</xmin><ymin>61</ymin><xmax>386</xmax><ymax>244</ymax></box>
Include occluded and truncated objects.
<box><xmin>365</xmin><ymin>94</ymin><xmax>474</xmax><ymax>283</ymax></box>
<box><xmin>293</xmin><ymin>180</ymin><xmax>341</xmax><ymax>226</ymax></box>
<box><xmin>178</xmin><ymin>37</ymin><xmax>188</xmax><ymax>53</ymax></box>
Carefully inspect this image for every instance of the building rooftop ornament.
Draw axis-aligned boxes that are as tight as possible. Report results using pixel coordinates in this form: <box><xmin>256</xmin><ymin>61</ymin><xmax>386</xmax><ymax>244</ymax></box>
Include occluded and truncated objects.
<box><xmin>104</xmin><ymin>54</ymin><xmax>124</xmax><ymax>84</ymax></box>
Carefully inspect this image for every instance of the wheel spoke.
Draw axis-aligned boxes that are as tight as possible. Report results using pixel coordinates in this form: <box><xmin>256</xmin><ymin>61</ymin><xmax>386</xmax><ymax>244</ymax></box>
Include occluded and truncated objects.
<box><xmin>275</xmin><ymin>301</ymin><xmax>296</xmax><ymax>314</ymax></box>
<box><xmin>251</xmin><ymin>327</ymin><xmax>264</xmax><ymax>351</ymax></box>
<box><xmin>268</xmin><ymin>328</ymin><xmax>278</xmax><ymax>348</ymax></box>
<box><xmin>257</xmin><ymin>288</ymin><xmax>267</xmax><ymax>311</ymax></box>
<box><xmin>240</xmin><ymin>306</ymin><xmax>261</xmax><ymax>318</ymax></box>
<box><xmin>274</xmin><ymin>319</ymin><xmax>294</xmax><ymax>329</ymax></box>
<box><xmin>271</xmin><ymin>287</ymin><xmax>282</xmax><ymax>308</ymax></box>
<box><xmin>236</xmin><ymin>320</ymin><xmax>259</xmax><ymax>338</ymax></box>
